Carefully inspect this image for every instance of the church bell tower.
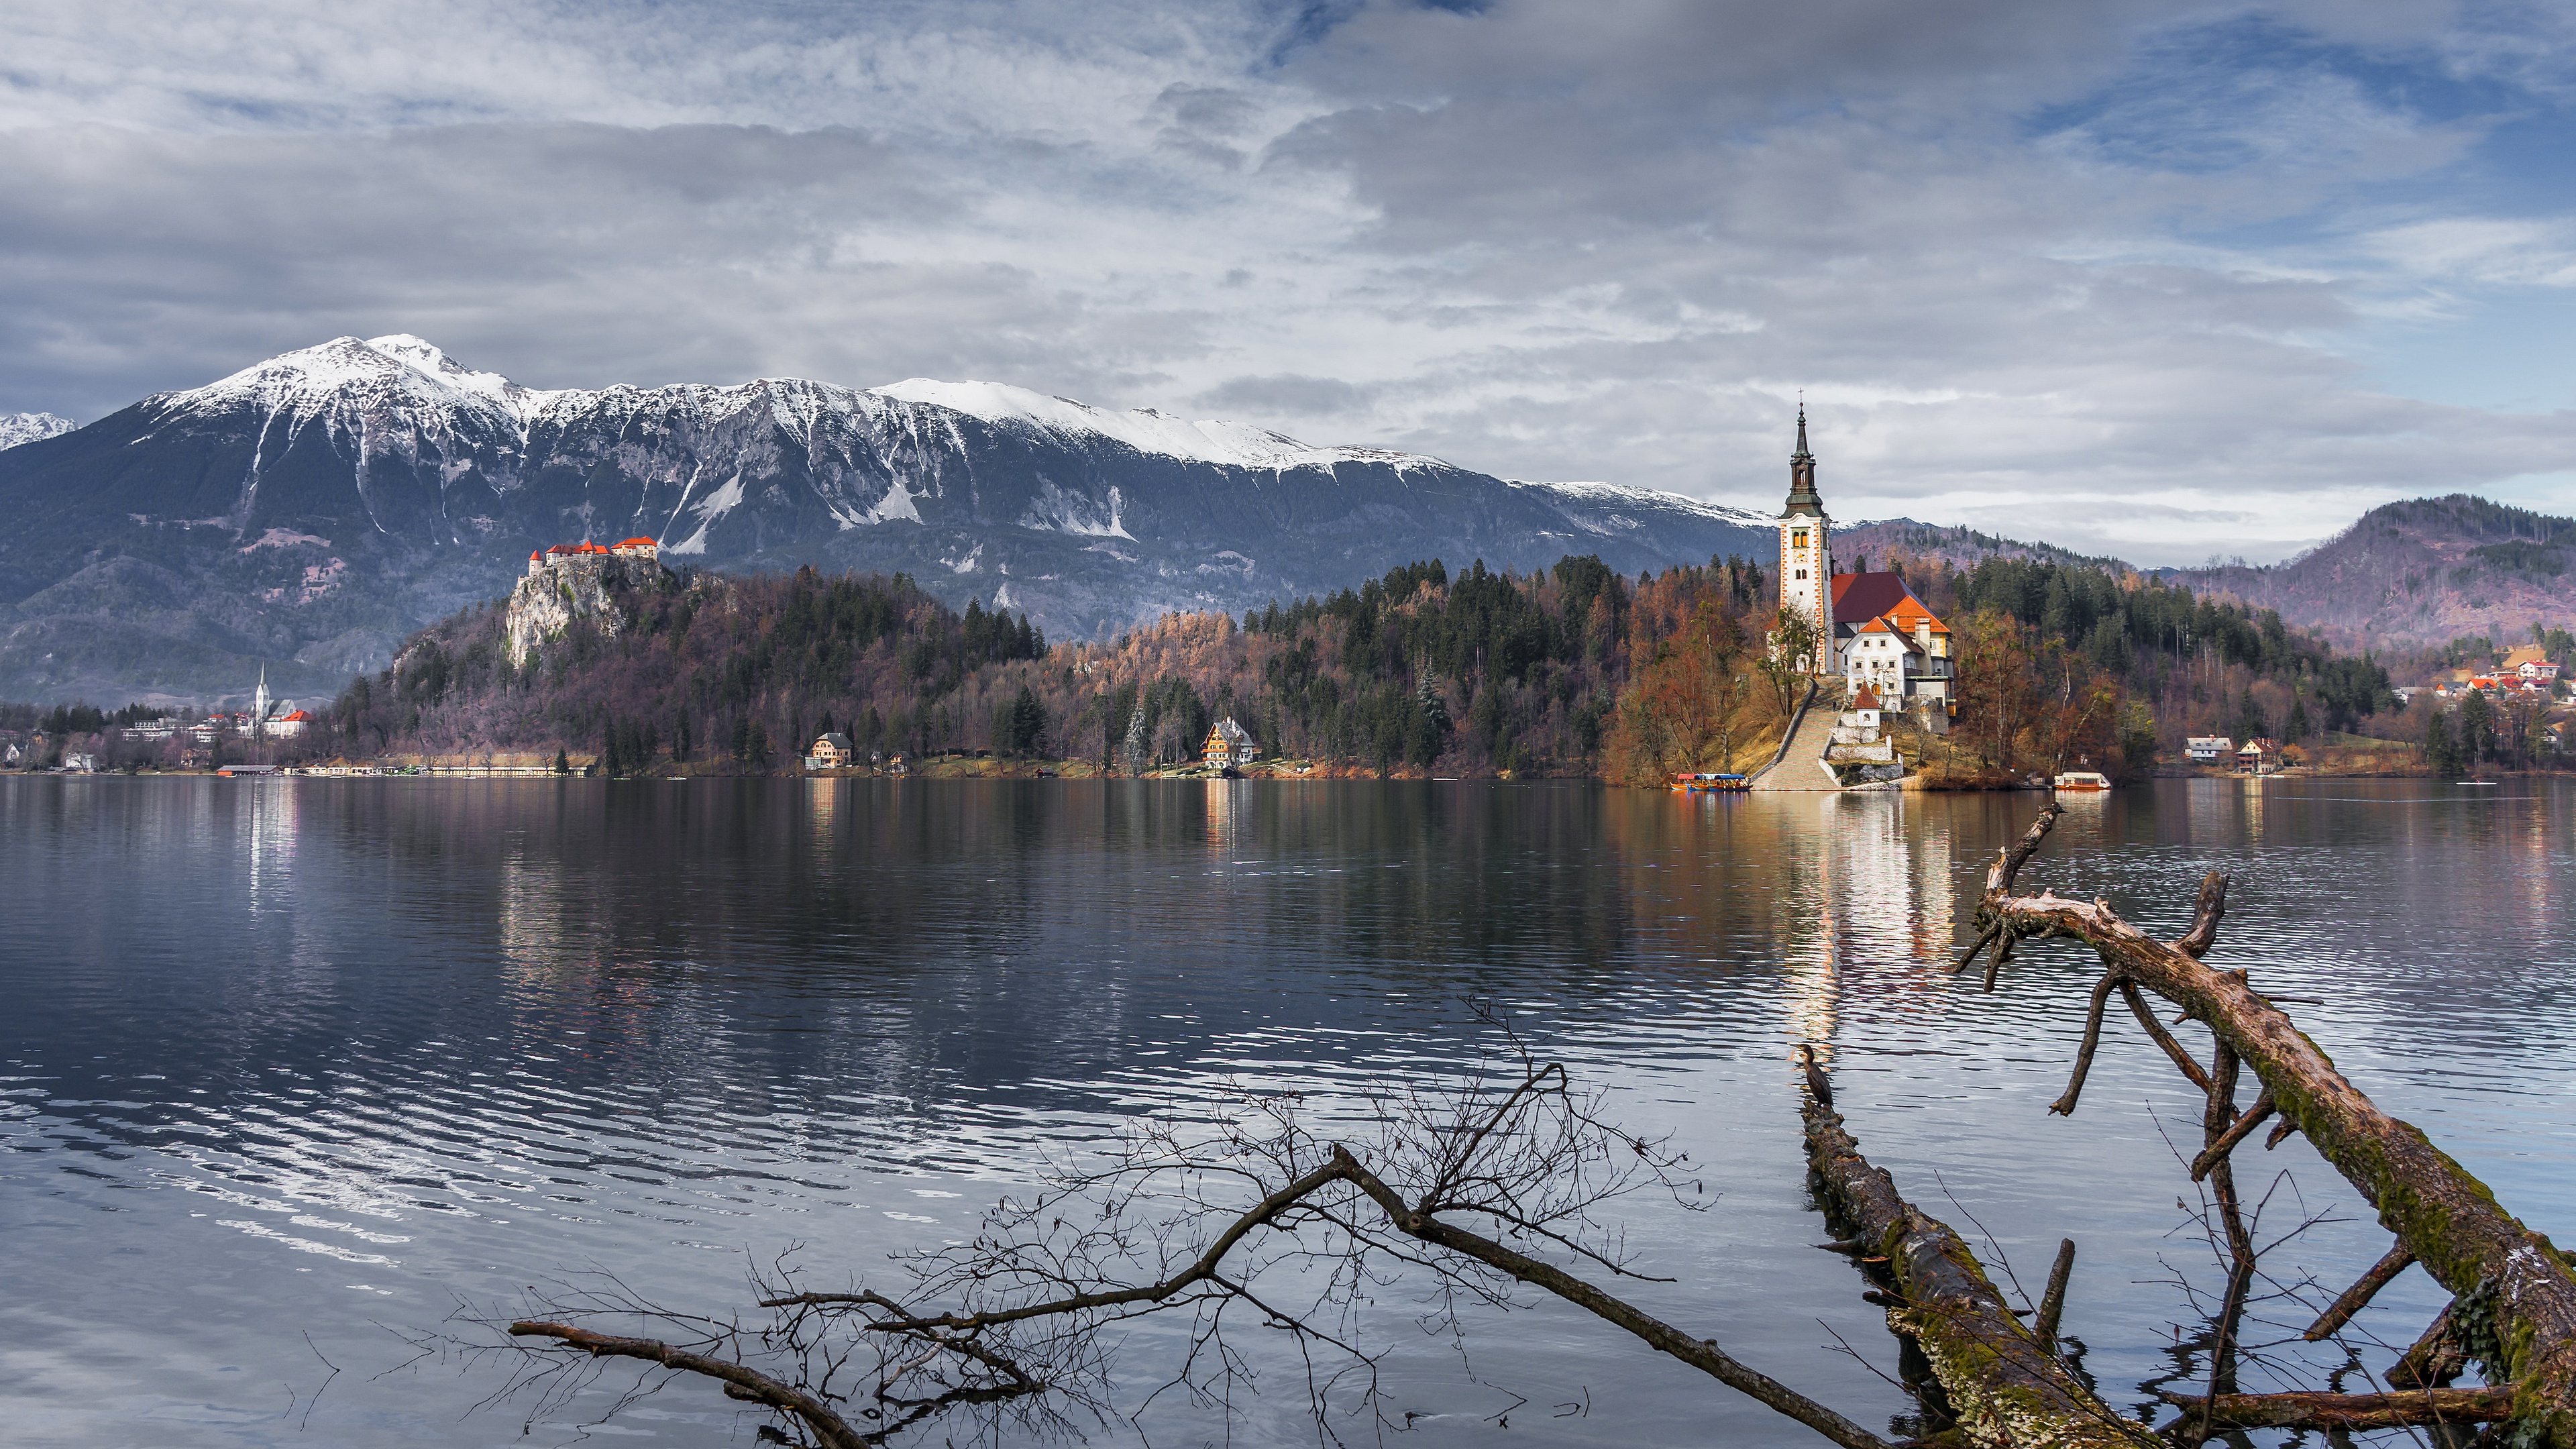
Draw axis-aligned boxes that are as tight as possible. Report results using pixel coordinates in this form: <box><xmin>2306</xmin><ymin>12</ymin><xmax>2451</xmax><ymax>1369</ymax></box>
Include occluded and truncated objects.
<box><xmin>1777</xmin><ymin>405</ymin><xmax>1833</xmax><ymax>676</ymax></box>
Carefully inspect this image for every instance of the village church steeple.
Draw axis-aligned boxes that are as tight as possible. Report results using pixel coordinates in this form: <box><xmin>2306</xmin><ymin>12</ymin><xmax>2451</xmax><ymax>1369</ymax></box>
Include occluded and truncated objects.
<box><xmin>1776</xmin><ymin>402</ymin><xmax>1833</xmax><ymax>674</ymax></box>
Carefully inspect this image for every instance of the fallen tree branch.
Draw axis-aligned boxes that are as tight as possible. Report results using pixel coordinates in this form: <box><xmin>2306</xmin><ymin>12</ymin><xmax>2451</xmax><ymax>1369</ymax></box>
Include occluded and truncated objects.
<box><xmin>2302</xmin><ymin>1242</ymin><xmax>2416</xmax><ymax>1342</ymax></box>
<box><xmin>2188</xmin><ymin>1089</ymin><xmax>2275</xmax><ymax>1181</ymax></box>
<box><xmin>1975</xmin><ymin>807</ymin><xmax>2576</xmax><ymax>1446</ymax></box>
<box><xmin>507</xmin><ymin>1321</ymin><xmax>879</xmax><ymax>1449</ymax></box>
<box><xmin>2153</xmin><ymin>1385</ymin><xmax>2515</xmax><ymax>1430</ymax></box>
<box><xmin>1803</xmin><ymin>1099</ymin><xmax>2150</xmax><ymax>1448</ymax></box>
<box><xmin>2392</xmin><ymin>1301</ymin><xmax>2467</xmax><ymax>1390</ymax></box>
<box><xmin>508</xmin><ymin>1063</ymin><xmax>1895</xmax><ymax>1449</ymax></box>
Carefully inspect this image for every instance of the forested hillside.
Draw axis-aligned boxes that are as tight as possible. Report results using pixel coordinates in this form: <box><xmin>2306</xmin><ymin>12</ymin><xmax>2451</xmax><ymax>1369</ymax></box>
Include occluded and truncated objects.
<box><xmin>275</xmin><ymin>541</ymin><xmax>2406</xmax><ymax>782</ymax></box>
<box><xmin>1877</xmin><ymin>546</ymin><xmax>2396</xmax><ymax>759</ymax></box>
<box><xmin>314</xmin><ymin>554</ymin><xmax>1804</xmax><ymax>777</ymax></box>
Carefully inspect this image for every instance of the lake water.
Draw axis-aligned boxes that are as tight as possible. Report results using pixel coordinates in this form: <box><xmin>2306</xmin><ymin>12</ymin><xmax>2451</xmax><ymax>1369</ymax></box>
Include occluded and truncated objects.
<box><xmin>3</xmin><ymin>776</ymin><xmax>2570</xmax><ymax>1448</ymax></box>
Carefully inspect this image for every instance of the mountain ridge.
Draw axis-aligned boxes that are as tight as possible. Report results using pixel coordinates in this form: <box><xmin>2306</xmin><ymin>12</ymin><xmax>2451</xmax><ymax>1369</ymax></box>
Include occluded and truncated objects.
<box><xmin>0</xmin><ymin>335</ymin><xmax>1776</xmax><ymax>704</ymax></box>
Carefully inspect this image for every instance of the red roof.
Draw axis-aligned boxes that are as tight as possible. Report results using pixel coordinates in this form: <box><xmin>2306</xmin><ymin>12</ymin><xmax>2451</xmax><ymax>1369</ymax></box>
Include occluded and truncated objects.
<box><xmin>1851</xmin><ymin>684</ymin><xmax>1882</xmax><ymax>710</ymax></box>
<box><xmin>614</xmin><ymin>537</ymin><xmax>657</xmax><ymax>549</ymax></box>
<box><xmin>279</xmin><ymin>710</ymin><xmax>310</xmax><ymax>721</ymax></box>
<box><xmin>1831</xmin><ymin>572</ymin><xmax>1915</xmax><ymax>625</ymax></box>
<box><xmin>546</xmin><ymin>543</ymin><xmax>578</xmax><ymax>555</ymax></box>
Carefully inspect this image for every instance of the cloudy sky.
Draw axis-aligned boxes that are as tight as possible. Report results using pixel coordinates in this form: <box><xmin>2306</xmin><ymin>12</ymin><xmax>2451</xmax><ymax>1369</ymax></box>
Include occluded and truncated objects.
<box><xmin>5</xmin><ymin>0</ymin><xmax>2575</xmax><ymax>562</ymax></box>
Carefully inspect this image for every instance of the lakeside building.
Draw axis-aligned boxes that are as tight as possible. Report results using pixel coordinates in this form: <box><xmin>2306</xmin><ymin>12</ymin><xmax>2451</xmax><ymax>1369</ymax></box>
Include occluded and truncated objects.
<box><xmin>2186</xmin><ymin>736</ymin><xmax>2233</xmax><ymax>764</ymax></box>
<box><xmin>806</xmin><ymin>733</ymin><xmax>853</xmax><ymax>770</ymax></box>
<box><xmin>2237</xmin><ymin>737</ymin><xmax>2283</xmax><ymax>774</ymax></box>
<box><xmin>1772</xmin><ymin>408</ymin><xmax>1955</xmax><ymax>734</ymax></box>
<box><xmin>1203</xmin><ymin>718</ymin><xmax>1259</xmax><ymax>769</ymax></box>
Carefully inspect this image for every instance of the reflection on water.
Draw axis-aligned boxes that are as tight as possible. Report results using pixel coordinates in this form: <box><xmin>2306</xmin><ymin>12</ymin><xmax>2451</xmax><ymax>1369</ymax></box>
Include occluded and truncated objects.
<box><xmin>1</xmin><ymin>777</ymin><xmax>2570</xmax><ymax>1448</ymax></box>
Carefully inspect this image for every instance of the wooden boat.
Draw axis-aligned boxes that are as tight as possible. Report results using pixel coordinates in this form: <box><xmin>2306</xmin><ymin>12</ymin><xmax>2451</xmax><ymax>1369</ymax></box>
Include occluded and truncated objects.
<box><xmin>2051</xmin><ymin>771</ymin><xmax>2112</xmax><ymax>792</ymax></box>
<box><xmin>1670</xmin><ymin>772</ymin><xmax>1751</xmax><ymax>793</ymax></box>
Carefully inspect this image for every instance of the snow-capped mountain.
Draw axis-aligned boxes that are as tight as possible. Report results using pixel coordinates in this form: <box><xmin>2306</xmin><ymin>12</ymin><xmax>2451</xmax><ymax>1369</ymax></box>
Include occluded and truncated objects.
<box><xmin>0</xmin><ymin>412</ymin><xmax>74</xmax><ymax>451</ymax></box>
<box><xmin>0</xmin><ymin>335</ymin><xmax>1774</xmax><ymax>702</ymax></box>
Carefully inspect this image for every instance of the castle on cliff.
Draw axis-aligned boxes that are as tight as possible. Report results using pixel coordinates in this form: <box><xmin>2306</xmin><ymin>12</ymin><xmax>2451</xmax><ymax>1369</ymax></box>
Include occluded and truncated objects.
<box><xmin>528</xmin><ymin>537</ymin><xmax>659</xmax><ymax>575</ymax></box>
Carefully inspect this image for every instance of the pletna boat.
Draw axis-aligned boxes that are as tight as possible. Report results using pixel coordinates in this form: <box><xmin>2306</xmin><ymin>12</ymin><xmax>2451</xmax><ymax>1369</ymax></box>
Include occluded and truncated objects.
<box><xmin>2051</xmin><ymin>771</ymin><xmax>2112</xmax><ymax>792</ymax></box>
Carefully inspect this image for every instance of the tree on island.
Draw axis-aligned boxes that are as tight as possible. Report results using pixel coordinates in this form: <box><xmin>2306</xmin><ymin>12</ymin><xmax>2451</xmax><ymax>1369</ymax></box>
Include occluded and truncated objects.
<box><xmin>490</xmin><ymin>809</ymin><xmax>2576</xmax><ymax>1449</ymax></box>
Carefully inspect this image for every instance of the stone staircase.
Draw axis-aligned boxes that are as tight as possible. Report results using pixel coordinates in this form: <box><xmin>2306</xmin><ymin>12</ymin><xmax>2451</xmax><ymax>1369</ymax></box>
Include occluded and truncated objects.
<box><xmin>1748</xmin><ymin>685</ymin><xmax>1845</xmax><ymax>792</ymax></box>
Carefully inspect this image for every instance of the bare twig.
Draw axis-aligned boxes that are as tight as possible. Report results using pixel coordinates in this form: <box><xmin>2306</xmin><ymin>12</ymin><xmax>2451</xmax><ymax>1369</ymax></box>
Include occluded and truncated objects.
<box><xmin>2049</xmin><ymin>974</ymin><xmax>2125</xmax><ymax>1116</ymax></box>
<box><xmin>2302</xmin><ymin>1244</ymin><xmax>2416</xmax><ymax>1342</ymax></box>
<box><xmin>2188</xmin><ymin>1089</ymin><xmax>2276</xmax><ymax>1181</ymax></box>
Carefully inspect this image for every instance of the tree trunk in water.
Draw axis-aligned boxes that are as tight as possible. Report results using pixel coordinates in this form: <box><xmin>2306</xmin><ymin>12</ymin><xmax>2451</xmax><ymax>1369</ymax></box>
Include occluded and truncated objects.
<box><xmin>1803</xmin><ymin>1098</ymin><xmax>2152</xmax><ymax>1448</ymax></box>
<box><xmin>1976</xmin><ymin>804</ymin><xmax>2576</xmax><ymax>1448</ymax></box>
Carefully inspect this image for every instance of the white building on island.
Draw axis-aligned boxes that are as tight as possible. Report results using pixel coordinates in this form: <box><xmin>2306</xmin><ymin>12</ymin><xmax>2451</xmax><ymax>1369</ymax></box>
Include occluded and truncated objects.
<box><xmin>1770</xmin><ymin>411</ymin><xmax>1955</xmax><ymax>734</ymax></box>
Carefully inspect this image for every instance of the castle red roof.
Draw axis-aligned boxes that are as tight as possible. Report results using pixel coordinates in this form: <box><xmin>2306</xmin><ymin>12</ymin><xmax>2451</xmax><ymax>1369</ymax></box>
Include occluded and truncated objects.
<box><xmin>614</xmin><ymin>537</ymin><xmax>657</xmax><ymax>549</ymax></box>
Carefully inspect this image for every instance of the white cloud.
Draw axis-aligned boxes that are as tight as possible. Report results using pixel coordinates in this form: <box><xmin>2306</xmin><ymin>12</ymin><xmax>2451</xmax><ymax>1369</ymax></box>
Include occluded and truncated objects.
<box><xmin>2</xmin><ymin>0</ymin><xmax>2575</xmax><ymax>565</ymax></box>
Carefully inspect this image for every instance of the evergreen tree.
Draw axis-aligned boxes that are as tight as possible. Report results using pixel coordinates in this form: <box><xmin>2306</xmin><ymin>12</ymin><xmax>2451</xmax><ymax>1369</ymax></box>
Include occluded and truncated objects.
<box><xmin>2458</xmin><ymin>690</ymin><xmax>2494</xmax><ymax>767</ymax></box>
<box><xmin>2424</xmin><ymin>710</ymin><xmax>2460</xmax><ymax>777</ymax></box>
<box><xmin>553</xmin><ymin>747</ymin><xmax>570</xmax><ymax>774</ymax></box>
<box><xmin>2233</xmin><ymin>688</ymin><xmax>2268</xmax><ymax>743</ymax></box>
<box><xmin>2285</xmin><ymin>698</ymin><xmax>2312</xmax><ymax>742</ymax></box>
<box><xmin>994</xmin><ymin>686</ymin><xmax>1046</xmax><ymax>757</ymax></box>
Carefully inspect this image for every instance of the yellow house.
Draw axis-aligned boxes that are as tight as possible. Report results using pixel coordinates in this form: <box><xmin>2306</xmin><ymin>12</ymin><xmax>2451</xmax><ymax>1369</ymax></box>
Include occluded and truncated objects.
<box><xmin>1203</xmin><ymin>717</ymin><xmax>1258</xmax><ymax>769</ymax></box>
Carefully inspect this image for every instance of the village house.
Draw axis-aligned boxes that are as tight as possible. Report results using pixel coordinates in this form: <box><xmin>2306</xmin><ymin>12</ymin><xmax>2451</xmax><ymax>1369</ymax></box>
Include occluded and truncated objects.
<box><xmin>2185</xmin><ymin>735</ymin><xmax>2233</xmax><ymax>764</ymax></box>
<box><xmin>806</xmin><ymin>732</ymin><xmax>853</xmax><ymax>770</ymax></box>
<box><xmin>2237</xmin><ymin>737</ymin><xmax>2283</xmax><ymax>775</ymax></box>
<box><xmin>1203</xmin><ymin>717</ymin><xmax>1259</xmax><ymax>770</ymax></box>
<box><xmin>2498</xmin><ymin>644</ymin><xmax>2560</xmax><ymax>684</ymax></box>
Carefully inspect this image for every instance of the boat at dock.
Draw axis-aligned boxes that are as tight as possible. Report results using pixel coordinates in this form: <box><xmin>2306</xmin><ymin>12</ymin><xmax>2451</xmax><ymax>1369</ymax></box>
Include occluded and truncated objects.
<box><xmin>2051</xmin><ymin>771</ymin><xmax>2111</xmax><ymax>792</ymax></box>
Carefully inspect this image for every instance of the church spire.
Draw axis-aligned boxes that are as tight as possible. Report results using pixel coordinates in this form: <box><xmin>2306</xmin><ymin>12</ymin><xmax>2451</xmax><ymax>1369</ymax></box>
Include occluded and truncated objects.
<box><xmin>1783</xmin><ymin>399</ymin><xmax>1823</xmax><ymax>517</ymax></box>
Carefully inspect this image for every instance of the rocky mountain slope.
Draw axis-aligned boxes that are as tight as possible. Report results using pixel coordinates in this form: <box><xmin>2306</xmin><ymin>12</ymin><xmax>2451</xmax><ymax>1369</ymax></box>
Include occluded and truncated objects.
<box><xmin>2161</xmin><ymin>495</ymin><xmax>2575</xmax><ymax>648</ymax></box>
<box><xmin>1843</xmin><ymin>500</ymin><xmax>2575</xmax><ymax>650</ymax></box>
<box><xmin>0</xmin><ymin>335</ymin><xmax>1773</xmax><ymax>704</ymax></box>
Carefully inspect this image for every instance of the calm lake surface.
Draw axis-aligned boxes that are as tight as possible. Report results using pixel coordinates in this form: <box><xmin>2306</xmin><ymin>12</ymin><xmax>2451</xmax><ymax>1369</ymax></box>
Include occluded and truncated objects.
<box><xmin>3</xmin><ymin>776</ymin><xmax>2570</xmax><ymax>1448</ymax></box>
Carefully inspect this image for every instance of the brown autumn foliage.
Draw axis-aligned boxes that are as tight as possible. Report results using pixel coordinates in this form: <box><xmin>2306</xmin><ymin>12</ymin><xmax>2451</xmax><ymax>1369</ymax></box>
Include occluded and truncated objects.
<box><xmin>312</xmin><ymin>554</ymin><xmax>1790</xmax><ymax>777</ymax></box>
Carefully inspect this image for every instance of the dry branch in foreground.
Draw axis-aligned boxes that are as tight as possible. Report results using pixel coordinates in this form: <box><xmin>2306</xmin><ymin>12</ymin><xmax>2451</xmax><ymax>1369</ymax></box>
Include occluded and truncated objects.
<box><xmin>1970</xmin><ymin>800</ymin><xmax>2576</xmax><ymax>1449</ymax></box>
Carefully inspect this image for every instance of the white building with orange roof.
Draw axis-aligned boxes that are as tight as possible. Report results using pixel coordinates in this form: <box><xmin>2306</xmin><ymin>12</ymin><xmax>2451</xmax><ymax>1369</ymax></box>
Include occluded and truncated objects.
<box><xmin>1768</xmin><ymin>408</ymin><xmax>1954</xmax><ymax>734</ymax></box>
<box><xmin>1840</xmin><ymin>598</ymin><xmax>1953</xmax><ymax>735</ymax></box>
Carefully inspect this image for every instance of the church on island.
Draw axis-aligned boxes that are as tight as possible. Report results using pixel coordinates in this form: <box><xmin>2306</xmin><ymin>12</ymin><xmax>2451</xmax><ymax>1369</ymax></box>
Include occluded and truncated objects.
<box><xmin>1774</xmin><ymin>407</ymin><xmax>1954</xmax><ymax>736</ymax></box>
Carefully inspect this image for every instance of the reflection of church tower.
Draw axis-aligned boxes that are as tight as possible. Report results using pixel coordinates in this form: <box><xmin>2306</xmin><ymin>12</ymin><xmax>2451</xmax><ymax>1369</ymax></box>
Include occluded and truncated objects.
<box><xmin>1777</xmin><ymin>407</ymin><xmax>1833</xmax><ymax>676</ymax></box>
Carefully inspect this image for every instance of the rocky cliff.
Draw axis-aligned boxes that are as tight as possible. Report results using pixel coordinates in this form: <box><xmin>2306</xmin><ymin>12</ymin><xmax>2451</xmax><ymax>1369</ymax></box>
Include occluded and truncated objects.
<box><xmin>504</xmin><ymin>553</ymin><xmax>674</xmax><ymax>665</ymax></box>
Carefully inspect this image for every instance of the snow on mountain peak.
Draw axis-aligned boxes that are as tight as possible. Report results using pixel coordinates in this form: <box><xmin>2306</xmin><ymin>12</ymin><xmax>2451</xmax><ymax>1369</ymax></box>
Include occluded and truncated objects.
<box><xmin>0</xmin><ymin>411</ymin><xmax>75</xmax><ymax>451</ymax></box>
<box><xmin>361</xmin><ymin>334</ymin><xmax>547</xmax><ymax>415</ymax></box>
<box><xmin>868</xmin><ymin>378</ymin><xmax>1408</xmax><ymax>470</ymax></box>
<box><xmin>167</xmin><ymin>335</ymin><xmax>551</xmax><ymax>427</ymax></box>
